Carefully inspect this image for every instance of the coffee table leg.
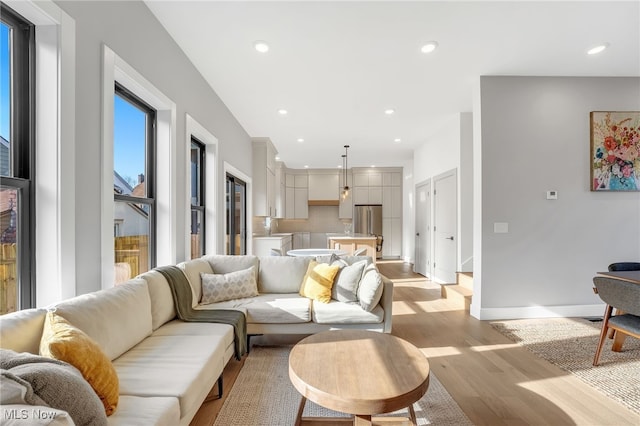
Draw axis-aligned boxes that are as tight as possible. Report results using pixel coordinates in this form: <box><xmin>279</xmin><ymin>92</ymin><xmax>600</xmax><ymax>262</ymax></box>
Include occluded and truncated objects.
<box><xmin>295</xmin><ymin>396</ymin><xmax>306</xmax><ymax>426</ymax></box>
<box><xmin>354</xmin><ymin>414</ymin><xmax>372</xmax><ymax>425</ymax></box>
<box><xmin>408</xmin><ymin>404</ymin><xmax>417</xmax><ymax>426</ymax></box>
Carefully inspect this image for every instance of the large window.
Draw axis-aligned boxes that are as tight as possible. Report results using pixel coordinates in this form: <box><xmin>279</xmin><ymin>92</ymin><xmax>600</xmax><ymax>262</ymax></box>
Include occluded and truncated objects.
<box><xmin>190</xmin><ymin>137</ymin><xmax>205</xmax><ymax>258</ymax></box>
<box><xmin>113</xmin><ymin>83</ymin><xmax>156</xmax><ymax>283</ymax></box>
<box><xmin>0</xmin><ymin>4</ymin><xmax>34</xmax><ymax>314</ymax></box>
<box><xmin>225</xmin><ymin>173</ymin><xmax>246</xmax><ymax>255</ymax></box>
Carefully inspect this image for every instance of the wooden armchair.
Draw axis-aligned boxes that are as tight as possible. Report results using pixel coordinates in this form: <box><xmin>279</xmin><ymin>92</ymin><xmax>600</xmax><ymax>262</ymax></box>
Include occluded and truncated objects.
<box><xmin>592</xmin><ymin>276</ymin><xmax>640</xmax><ymax>366</ymax></box>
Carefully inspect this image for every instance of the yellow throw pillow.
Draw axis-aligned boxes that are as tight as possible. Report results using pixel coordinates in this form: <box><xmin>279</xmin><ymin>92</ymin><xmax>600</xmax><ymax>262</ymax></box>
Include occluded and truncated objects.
<box><xmin>299</xmin><ymin>261</ymin><xmax>340</xmax><ymax>303</ymax></box>
<box><xmin>39</xmin><ymin>310</ymin><xmax>119</xmax><ymax>416</ymax></box>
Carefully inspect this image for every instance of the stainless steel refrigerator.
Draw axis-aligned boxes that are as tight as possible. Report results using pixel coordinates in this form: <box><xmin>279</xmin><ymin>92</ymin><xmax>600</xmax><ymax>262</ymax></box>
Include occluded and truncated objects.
<box><xmin>353</xmin><ymin>204</ymin><xmax>383</xmax><ymax>259</ymax></box>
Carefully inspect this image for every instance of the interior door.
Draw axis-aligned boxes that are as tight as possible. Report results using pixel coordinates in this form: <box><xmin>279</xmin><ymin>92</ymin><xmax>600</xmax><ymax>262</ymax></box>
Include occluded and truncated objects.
<box><xmin>414</xmin><ymin>181</ymin><xmax>430</xmax><ymax>277</ymax></box>
<box><xmin>433</xmin><ymin>170</ymin><xmax>457</xmax><ymax>283</ymax></box>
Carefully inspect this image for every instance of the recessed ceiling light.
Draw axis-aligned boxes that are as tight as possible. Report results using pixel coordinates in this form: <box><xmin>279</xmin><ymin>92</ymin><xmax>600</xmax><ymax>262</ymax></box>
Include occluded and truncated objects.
<box><xmin>587</xmin><ymin>43</ymin><xmax>610</xmax><ymax>55</ymax></box>
<box><xmin>338</xmin><ymin>165</ymin><xmax>343</xmax><ymax>168</ymax></box>
<box><xmin>384</xmin><ymin>109</ymin><xmax>395</xmax><ymax>115</ymax></box>
<box><xmin>370</xmin><ymin>165</ymin><xmax>376</xmax><ymax>168</ymax></box>
<box><xmin>421</xmin><ymin>41</ymin><xmax>439</xmax><ymax>54</ymax></box>
<box><xmin>304</xmin><ymin>165</ymin><xmax>309</xmax><ymax>169</ymax></box>
<box><xmin>275</xmin><ymin>156</ymin><xmax>280</xmax><ymax>161</ymax></box>
<box><xmin>297</xmin><ymin>138</ymin><xmax>304</xmax><ymax>143</ymax></box>
<box><xmin>278</xmin><ymin>109</ymin><xmax>288</xmax><ymax>115</ymax></box>
<box><xmin>394</xmin><ymin>138</ymin><xmax>402</xmax><ymax>143</ymax></box>
<box><xmin>253</xmin><ymin>41</ymin><xmax>269</xmax><ymax>53</ymax></box>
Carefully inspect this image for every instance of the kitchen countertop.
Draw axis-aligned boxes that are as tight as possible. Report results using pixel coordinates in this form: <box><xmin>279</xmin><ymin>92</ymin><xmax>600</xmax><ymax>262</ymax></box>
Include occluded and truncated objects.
<box><xmin>326</xmin><ymin>233</ymin><xmax>376</xmax><ymax>240</ymax></box>
<box><xmin>253</xmin><ymin>233</ymin><xmax>293</xmax><ymax>239</ymax></box>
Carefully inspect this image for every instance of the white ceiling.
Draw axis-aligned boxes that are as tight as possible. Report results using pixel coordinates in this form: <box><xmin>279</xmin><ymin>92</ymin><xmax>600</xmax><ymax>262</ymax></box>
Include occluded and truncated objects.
<box><xmin>145</xmin><ymin>1</ymin><xmax>640</xmax><ymax>169</ymax></box>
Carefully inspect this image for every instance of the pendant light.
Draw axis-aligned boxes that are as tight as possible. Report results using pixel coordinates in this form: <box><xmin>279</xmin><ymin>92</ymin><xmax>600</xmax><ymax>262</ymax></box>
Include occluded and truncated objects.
<box><xmin>341</xmin><ymin>145</ymin><xmax>350</xmax><ymax>200</ymax></box>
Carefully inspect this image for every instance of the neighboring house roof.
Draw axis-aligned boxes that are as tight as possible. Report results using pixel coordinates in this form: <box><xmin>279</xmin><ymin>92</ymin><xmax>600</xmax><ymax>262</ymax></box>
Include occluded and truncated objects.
<box><xmin>114</xmin><ymin>170</ymin><xmax>134</xmax><ymax>195</ymax></box>
<box><xmin>1</xmin><ymin>136</ymin><xmax>10</xmax><ymax>177</ymax></box>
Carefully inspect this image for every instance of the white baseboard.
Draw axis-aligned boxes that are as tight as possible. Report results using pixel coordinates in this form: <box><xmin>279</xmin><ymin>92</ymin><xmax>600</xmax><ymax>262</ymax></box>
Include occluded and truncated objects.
<box><xmin>471</xmin><ymin>303</ymin><xmax>605</xmax><ymax>320</ymax></box>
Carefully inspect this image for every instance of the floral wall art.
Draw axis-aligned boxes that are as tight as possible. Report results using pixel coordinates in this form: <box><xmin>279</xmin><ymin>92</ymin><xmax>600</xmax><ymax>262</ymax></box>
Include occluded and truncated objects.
<box><xmin>590</xmin><ymin>111</ymin><xmax>640</xmax><ymax>191</ymax></box>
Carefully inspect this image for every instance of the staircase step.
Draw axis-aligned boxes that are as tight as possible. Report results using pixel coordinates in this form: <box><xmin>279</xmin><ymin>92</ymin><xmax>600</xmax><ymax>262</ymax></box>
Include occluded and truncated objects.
<box><xmin>440</xmin><ymin>284</ymin><xmax>472</xmax><ymax>311</ymax></box>
<box><xmin>457</xmin><ymin>272</ymin><xmax>473</xmax><ymax>291</ymax></box>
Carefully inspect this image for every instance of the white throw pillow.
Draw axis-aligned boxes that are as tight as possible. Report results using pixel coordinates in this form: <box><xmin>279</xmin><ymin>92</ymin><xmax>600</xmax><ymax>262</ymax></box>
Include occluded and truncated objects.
<box><xmin>200</xmin><ymin>266</ymin><xmax>258</xmax><ymax>304</ymax></box>
<box><xmin>357</xmin><ymin>264</ymin><xmax>383</xmax><ymax>312</ymax></box>
<box><xmin>331</xmin><ymin>259</ymin><xmax>367</xmax><ymax>303</ymax></box>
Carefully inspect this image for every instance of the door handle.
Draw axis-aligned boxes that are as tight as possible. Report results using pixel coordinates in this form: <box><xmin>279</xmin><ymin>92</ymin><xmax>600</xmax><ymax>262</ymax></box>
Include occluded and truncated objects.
<box><xmin>446</xmin><ymin>236</ymin><xmax>454</xmax><ymax>240</ymax></box>
<box><xmin>416</xmin><ymin>232</ymin><xmax>420</xmax><ymax>236</ymax></box>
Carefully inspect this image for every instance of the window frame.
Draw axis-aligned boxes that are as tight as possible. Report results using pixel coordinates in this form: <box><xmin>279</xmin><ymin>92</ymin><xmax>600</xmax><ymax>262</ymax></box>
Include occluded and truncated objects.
<box><xmin>190</xmin><ymin>136</ymin><xmax>205</xmax><ymax>258</ymax></box>
<box><xmin>1</xmin><ymin>4</ymin><xmax>36</xmax><ymax>310</ymax></box>
<box><xmin>113</xmin><ymin>82</ymin><xmax>157</xmax><ymax>275</ymax></box>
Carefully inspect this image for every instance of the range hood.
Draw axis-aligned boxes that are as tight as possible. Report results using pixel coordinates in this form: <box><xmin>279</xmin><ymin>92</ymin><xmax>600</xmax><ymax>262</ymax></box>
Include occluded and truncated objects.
<box><xmin>308</xmin><ymin>199</ymin><xmax>339</xmax><ymax>206</ymax></box>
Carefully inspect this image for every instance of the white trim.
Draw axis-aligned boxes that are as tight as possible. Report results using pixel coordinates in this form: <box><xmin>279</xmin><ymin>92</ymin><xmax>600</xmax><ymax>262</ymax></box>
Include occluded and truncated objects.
<box><xmin>101</xmin><ymin>45</ymin><xmax>177</xmax><ymax>288</ymax></box>
<box><xmin>477</xmin><ymin>304</ymin><xmax>605</xmax><ymax>320</ymax></box>
<box><xmin>223</xmin><ymin>162</ymin><xmax>252</xmax><ymax>255</ymax></box>
<box><xmin>6</xmin><ymin>0</ymin><xmax>77</xmax><ymax>306</ymax></box>
<box><xmin>185</xmin><ymin>114</ymin><xmax>218</xmax><ymax>259</ymax></box>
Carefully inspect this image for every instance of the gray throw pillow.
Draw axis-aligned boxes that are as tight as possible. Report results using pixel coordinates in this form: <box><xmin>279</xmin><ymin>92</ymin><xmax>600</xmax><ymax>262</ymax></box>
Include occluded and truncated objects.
<box><xmin>357</xmin><ymin>264</ymin><xmax>384</xmax><ymax>311</ymax></box>
<box><xmin>331</xmin><ymin>259</ymin><xmax>367</xmax><ymax>303</ymax></box>
<box><xmin>0</xmin><ymin>349</ymin><xmax>107</xmax><ymax>426</ymax></box>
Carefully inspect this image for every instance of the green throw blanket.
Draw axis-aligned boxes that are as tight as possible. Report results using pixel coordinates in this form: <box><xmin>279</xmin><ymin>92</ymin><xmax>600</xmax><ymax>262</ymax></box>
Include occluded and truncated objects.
<box><xmin>156</xmin><ymin>265</ymin><xmax>247</xmax><ymax>360</ymax></box>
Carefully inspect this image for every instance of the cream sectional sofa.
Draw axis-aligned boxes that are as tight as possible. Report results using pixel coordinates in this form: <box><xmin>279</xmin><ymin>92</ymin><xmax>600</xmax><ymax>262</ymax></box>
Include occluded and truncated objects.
<box><xmin>0</xmin><ymin>254</ymin><xmax>393</xmax><ymax>426</ymax></box>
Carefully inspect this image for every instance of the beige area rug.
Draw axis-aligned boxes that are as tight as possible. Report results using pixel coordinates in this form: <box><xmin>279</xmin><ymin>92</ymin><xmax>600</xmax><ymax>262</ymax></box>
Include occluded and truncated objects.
<box><xmin>491</xmin><ymin>317</ymin><xmax>640</xmax><ymax>415</ymax></box>
<box><xmin>214</xmin><ymin>346</ymin><xmax>473</xmax><ymax>426</ymax></box>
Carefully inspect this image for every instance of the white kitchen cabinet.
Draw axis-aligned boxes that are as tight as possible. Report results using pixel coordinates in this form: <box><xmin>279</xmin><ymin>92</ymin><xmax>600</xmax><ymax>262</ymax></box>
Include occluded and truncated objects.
<box><xmin>285</xmin><ymin>173</ymin><xmax>309</xmax><ymax>219</ymax></box>
<box><xmin>382</xmin><ymin>217</ymin><xmax>402</xmax><ymax>257</ymax></box>
<box><xmin>293</xmin><ymin>232</ymin><xmax>310</xmax><ymax>249</ymax></box>
<box><xmin>294</xmin><ymin>187</ymin><xmax>309</xmax><ymax>218</ymax></box>
<box><xmin>252</xmin><ymin>138</ymin><xmax>278</xmax><ymax>216</ymax></box>
<box><xmin>383</xmin><ymin>171</ymin><xmax>402</xmax><ymax>186</ymax></box>
<box><xmin>353</xmin><ymin>186</ymin><xmax>382</xmax><ymax>205</ymax></box>
<box><xmin>273</xmin><ymin>164</ymin><xmax>286</xmax><ymax>218</ymax></box>
<box><xmin>353</xmin><ymin>187</ymin><xmax>369</xmax><ymax>204</ymax></box>
<box><xmin>253</xmin><ymin>234</ymin><xmax>292</xmax><ymax>257</ymax></box>
<box><xmin>382</xmin><ymin>186</ymin><xmax>402</xmax><ymax>218</ymax></box>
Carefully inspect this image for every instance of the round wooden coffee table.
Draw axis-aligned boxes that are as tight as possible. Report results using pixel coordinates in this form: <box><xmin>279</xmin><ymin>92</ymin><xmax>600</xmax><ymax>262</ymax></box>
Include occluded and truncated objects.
<box><xmin>289</xmin><ymin>329</ymin><xmax>430</xmax><ymax>425</ymax></box>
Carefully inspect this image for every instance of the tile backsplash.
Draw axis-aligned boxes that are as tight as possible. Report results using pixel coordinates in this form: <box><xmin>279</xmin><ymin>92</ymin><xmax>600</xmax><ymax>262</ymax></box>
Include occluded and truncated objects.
<box><xmin>272</xmin><ymin>206</ymin><xmax>350</xmax><ymax>234</ymax></box>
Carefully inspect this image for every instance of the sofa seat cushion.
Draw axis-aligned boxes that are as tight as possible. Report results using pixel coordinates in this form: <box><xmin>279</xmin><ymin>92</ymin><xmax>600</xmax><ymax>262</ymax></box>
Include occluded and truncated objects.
<box><xmin>197</xmin><ymin>294</ymin><xmax>311</xmax><ymax>324</ymax></box>
<box><xmin>113</xmin><ymin>335</ymin><xmax>226</xmax><ymax>418</ymax></box>
<box><xmin>108</xmin><ymin>395</ymin><xmax>180</xmax><ymax>426</ymax></box>
<box><xmin>257</xmin><ymin>256</ymin><xmax>312</xmax><ymax>293</ymax></box>
<box><xmin>312</xmin><ymin>301</ymin><xmax>384</xmax><ymax>324</ymax></box>
<box><xmin>151</xmin><ymin>320</ymin><xmax>234</xmax><ymax>349</ymax></box>
<box><xmin>51</xmin><ymin>279</ymin><xmax>152</xmax><ymax>361</ymax></box>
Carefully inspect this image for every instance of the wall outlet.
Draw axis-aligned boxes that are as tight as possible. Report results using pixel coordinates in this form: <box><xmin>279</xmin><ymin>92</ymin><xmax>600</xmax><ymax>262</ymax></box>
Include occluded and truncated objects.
<box><xmin>546</xmin><ymin>190</ymin><xmax>558</xmax><ymax>200</ymax></box>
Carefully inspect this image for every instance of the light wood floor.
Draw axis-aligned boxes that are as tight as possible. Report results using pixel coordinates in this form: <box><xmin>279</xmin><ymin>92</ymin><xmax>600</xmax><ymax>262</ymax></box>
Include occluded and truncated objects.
<box><xmin>191</xmin><ymin>260</ymin><xmax>640</xmax><ymax>425</ymax></box>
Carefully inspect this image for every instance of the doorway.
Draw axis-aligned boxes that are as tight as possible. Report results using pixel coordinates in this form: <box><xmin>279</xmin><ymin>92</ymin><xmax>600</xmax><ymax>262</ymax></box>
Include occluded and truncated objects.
<box><xmin>414</xmin><ymin>180</ymin><xmax>431</xmax><ymax>277</ymax></box>
<box><xmin>433</xmin><ymin>170</ymin><xmax>457</xmax><ymax>283</ymax></box>
<box><xmin>225</xmin><ymin>173</ymin><xmax>246</xmax><ymax>255</ymax></box>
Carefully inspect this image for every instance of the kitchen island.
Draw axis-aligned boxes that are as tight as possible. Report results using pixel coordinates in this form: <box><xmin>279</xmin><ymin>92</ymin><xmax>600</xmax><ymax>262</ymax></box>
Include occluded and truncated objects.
<box><xmin>326</xmin><ymin>233</ymin><xmax>377</xmax><ymax>262</ymax></box>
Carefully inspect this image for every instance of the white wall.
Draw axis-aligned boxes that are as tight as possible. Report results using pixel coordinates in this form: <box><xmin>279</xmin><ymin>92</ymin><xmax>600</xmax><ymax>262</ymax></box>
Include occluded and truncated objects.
<box><xmin>56</xmin><ymin>1</ymin><xmax>252</xmax><ymax>294</ymax></box>
<box><xmin>411</xmin><ymin>113</ymin><xmax>473</xmax><ymax>273</ymax></box>
<box><xmin>474</xmin><ymin>76</ymin><xmax>640</xmax><ymax>319</ymax></box>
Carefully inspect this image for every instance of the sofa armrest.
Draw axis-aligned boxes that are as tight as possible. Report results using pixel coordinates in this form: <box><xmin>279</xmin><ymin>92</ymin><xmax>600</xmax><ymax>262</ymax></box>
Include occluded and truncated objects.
<box><xmin>379</xmin><ymin>275</ymin><xmax>394</xmax><ymax>333</ymax></box>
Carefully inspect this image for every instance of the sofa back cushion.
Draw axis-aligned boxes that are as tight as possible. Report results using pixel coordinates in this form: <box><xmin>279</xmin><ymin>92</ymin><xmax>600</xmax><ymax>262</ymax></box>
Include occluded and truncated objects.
<box><xmin>0</xmin><ymin>308</ymin><xmax>47</xmax><ymax>354</ymax></box>
<box><xmin>204</xmin><ymin>255</ymin><xmax>259</xmax><ymax>280</ymax></box>
<box><xmin>137</xmin><ymin>270</ymin><xmax>177</xmax><ymax>330</ymax></box>
<box><xmin>258</xmin><ymin>256</ymin><xmax>312</xmax><ymax>293</ymax></box>
<box><xmin>52</xmin><ymin>279</ymin><xmax>152</xmax><ymax>361</ymax></box>
<box><xmin>177</xmin><ymin>258</ymin><xmax>214</xmax><ymax>307</ymax></box>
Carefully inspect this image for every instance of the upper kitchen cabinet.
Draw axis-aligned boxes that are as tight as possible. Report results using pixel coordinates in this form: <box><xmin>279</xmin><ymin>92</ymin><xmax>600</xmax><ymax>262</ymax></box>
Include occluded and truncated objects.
<box><xmin>285</xmin><ymin>171</ymin><xmax>308</xmax><ymax>219</ymax></box>
<box><xmin>252</xmin><ymin>138</ymin><xmax>278</xmax><ymax>217</ymax></box>
<box><xmin>308</xmin><ymin>171</ymin><xmax>339</xmax><ymax>205</ymax></box>
<box><xmin>273</xmin><ymin>162</ymin><xmax>286</xmax><ymax>218</ymax></box>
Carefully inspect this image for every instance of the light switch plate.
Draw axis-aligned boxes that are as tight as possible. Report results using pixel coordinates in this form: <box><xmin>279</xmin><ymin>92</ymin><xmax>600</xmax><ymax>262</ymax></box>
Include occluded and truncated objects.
<box><xmin>494</xmin><ymin>222</ymin><xmax>509</xmax><ymax>233</ymax></box>
<box><xmin>546</xmin><ymin>190</ymin><xmax>558</xmax><ymax>200</ymax></box>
